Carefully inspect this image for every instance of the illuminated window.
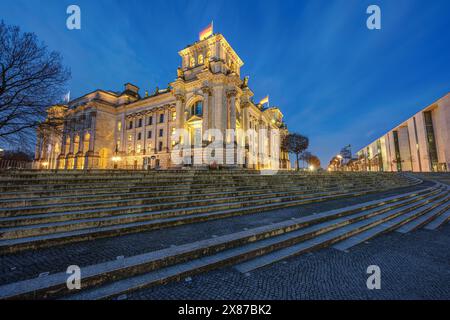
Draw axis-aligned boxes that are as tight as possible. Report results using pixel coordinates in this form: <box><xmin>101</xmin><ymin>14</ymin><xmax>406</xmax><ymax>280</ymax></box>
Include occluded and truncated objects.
<box><xmin>198</xmin><ymin>54</ymin><xmax>204</xmax><ymax>65</ymax></box>
<box><xmin>136</xmin><ymin>144</ymin><xmax>141</xmax><ymax>153</ymax></box>
<box><xmin>172</xmin><ymin>111</ymin><xmax>176</xmax><ymax>121</ymax></box>
<box><xmin>190</xmin><ymin>56</ymin><xmax>195</xmax><ymax>68</ymax></box>
<box><xmin>171</xmin><ymin>127</ymin><xmax>176</xmax><ymax>135</ymax></box>
<box><xmin>128</xmin><ymin>134</ymin><xmax>132</xmax><ymax>141</ymax></box>
<box><xmin>190</xmin><ymin>101</ymin><xmax>203</xmax><ymax>116</ymax></box>
<box><xmin>117</xmin><ymin>121</ymin><xmax>122</xmax><ymax>131</ymax></box>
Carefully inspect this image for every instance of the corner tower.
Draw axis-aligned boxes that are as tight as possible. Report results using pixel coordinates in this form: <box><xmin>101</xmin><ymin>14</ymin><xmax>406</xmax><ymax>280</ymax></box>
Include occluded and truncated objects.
<box><xmin>178</xmin><ymin>33</ymin><xmax>244</xmax><ymax>81</ymax></box>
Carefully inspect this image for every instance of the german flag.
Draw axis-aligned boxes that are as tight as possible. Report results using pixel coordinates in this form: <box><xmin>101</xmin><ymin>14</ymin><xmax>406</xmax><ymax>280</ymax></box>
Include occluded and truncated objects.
<box><xmin>259</xmin><ymin>95</ymin><xmax>269</xmax><ymax>106</ymax></box>
<box><xmin>199</xmin><ymin>22</ymin><xmax>213</xmax><ymax>41</ymax></box>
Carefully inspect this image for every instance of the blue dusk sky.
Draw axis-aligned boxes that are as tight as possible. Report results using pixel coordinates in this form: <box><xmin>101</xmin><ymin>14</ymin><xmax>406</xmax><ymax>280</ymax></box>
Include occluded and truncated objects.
<box><xmin>1</xmin><ymin>0</ymin><xmax>449</xmax><ymax>165</ymax></box>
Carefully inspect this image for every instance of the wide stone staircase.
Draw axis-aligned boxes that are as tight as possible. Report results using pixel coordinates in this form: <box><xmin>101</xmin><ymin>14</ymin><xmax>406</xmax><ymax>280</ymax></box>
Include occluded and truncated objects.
<box><xmin>0</xmin><ymin>170</ymin><xmax>448</xmax><ymax>299</ymax></box>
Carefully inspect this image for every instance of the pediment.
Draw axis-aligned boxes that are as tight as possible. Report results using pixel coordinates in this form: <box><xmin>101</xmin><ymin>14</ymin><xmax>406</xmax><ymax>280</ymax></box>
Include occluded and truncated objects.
<box><xmin>186</xmin><ymin>115</ymin><xmax>203</xmax><ymax>123</ymax></box>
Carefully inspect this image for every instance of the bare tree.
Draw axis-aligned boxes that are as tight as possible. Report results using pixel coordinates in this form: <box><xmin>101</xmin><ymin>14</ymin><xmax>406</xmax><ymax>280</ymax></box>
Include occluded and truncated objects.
<box><xmin>0</xmin><ymin>21</ymin><xmax>70</xmax><ymax>147</ymax></box>
<box><xmin>283</xmin><ymin>133</ymin><xmax>309</xmax><ymax>170</ymax></box>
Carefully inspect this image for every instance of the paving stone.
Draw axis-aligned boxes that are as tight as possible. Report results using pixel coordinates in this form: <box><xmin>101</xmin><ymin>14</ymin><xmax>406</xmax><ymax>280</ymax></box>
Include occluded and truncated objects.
<box><xmin>127</xmin><ymin>224</ymin><xmax>450</xmax><ymax>300</ymax></box>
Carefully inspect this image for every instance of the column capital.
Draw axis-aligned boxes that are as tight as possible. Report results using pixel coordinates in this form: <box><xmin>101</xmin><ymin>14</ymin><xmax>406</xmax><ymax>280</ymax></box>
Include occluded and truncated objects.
<box><xmin>175</xmin><ymin>93</ymin><xmax>186</xmax><ymax>102</ymax></box>
<box><xmin>226</xmin><ymin>88</ymin><xmax>238</xmax><ymax>98</ymax></box>
<box><xmin>201</xmin><ymin>86</ymin><xmax>212</xmax><ymax>96</ymax></box>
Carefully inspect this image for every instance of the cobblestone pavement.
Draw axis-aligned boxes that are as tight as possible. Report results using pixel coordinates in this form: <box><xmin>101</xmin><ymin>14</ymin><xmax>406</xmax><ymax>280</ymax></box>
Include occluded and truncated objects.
<box><xmin>0</xmin><ymin>182</ymin><xmax>433</xmax><ymax>286</ymax></box>
<box><xmin>128</xmin><ymin>223</ymin><xmax>450</xmax><ymax>300</ymax></box>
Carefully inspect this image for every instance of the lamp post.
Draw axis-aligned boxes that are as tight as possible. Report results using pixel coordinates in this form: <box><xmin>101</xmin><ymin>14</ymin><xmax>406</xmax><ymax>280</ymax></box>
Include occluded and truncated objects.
<box><xmin>112</xmin><ymin>144</ymin><xmax>121</xmax><ymax>169</ymax></box>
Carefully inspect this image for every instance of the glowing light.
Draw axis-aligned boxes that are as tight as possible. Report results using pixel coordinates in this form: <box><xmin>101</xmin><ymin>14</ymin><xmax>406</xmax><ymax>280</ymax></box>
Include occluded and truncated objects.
<box><xmin>112</xmin><ymin>156</ymin><xmax>121</xmax><ymax>162</ymax></box>
<box><xmin>309</xmin><ymin>165</ymin><xmax>315</xmax><ymax>171</ymax></box>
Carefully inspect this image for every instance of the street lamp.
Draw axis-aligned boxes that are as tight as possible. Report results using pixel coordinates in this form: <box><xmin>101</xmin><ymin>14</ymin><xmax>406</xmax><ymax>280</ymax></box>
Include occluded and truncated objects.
<box><xmin>112</xmin><ymin>156</ymin><xmax>121</xmax><ymax>169</ymax></box>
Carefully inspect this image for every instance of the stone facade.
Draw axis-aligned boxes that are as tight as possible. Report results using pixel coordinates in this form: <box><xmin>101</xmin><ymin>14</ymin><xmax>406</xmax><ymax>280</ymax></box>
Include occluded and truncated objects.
<box><xmin>355</xmin><ymin>93</ymin><xmax>450</xmax><ymax>172</ymax></box>
<box><xmin>35</xmin><ymin>33</ymin><xmax>290</xmax><ymax>170</ymax></box>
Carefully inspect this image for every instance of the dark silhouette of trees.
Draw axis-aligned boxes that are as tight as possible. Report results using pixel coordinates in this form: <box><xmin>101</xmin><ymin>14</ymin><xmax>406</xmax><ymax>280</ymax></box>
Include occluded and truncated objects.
<box><xmin>0</xmin><ymin>21</ymin><xmax>70</xmax><ymax>146</ymax></box>
<box><xmin>283</xmin><ymin>133</ymin><xmax>309</xmax><ymax>170</ymax></box>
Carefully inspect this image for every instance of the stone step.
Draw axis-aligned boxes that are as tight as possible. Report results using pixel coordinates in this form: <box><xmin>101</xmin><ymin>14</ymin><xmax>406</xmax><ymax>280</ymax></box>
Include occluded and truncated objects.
<box><xmin>424</xmin><ymin>208</ymin><xmax>450</xmax><ymax>230</ymax></box>
<box><xmin>0</xmin><ymin>181</ymin><xmax>432</xmax><ymax>224</ymax></box>
<box><xmin>0</xmin><ymin>183</ymin><xmax>362</xmax><ymax>211</ymax></box>
<box><xmin>0</xmin><ymin>185</ymin><xmax>438</xmax><ymax>300</ymax></box>
<box><xmin>0</xmin><ymin>185</ymin><xmax>433</xmax><ymax>255</ymax></box>
<box><xmin>0</xmin><ymin>174</ymin><xmax>384</xmax><ymax>187</ymax></box>
<box><xmin>0</xmin><ymin>181</ymin><xmax>315</xmax><ymax>200</ymax></box>
<box><xmin>0</xmin><ymin>177</ymin><xmax>380</xmax><ymax>194</ymax></box>
<box><xmin>234</xmin><ymin>189</ymin><xmax>448</xmax><ymax>273</ymax></box>
<box><xmin>332</xmin><ymin>194</ymin><xmax>449</xmax><ymax>251</ymax></box>
<box><xmin>396</xmin><ymin>200</ymin><xmax>450</xmax><ymax>233</ymax></box>
<box><xmin>0</xmin><ymin>188</ymin><xmax>374</xmax><ymax>239</ymax></box>
<box><xmin>1</xmin><ymin>181</ymin><xmax>433</xmax><ymax>237</ymax></box>
<box><xmin>0</xmin><ymin>184</ymin><xmax>373</xmax><ymax>219</ymax></box>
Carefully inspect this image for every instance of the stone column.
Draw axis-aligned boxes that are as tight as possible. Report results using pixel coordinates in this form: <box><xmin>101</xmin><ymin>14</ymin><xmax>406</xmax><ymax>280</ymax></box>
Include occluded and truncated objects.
<box><xmin>165</xmin><ymin>108</ymin><xmax>170</xmax><ymax>153</ymax></box>
<box><xmin>89</xmin><ymin>111</ymin><xmax>97</xmax><ymax>151</ymax></box>
<box><xmin>175</xmin><ymin>94</ymin><xmax>185</xmax><ymax>130</ymax></box>
<box><xmin>227</xmin><ymin>89</ymin><xmax>237</xmax><ymax>134</ymax></box>
<box><xmin>121</xmin><ymin>113</ymin><xmax>126</xmax><ymax>153</ymax></box>
<box><xmin>214</xmin><ymin>87</ymin><xmax>224</xmax><ymax>136</ymax></box>
<box><xmin>201</xmin><ymin>86</ymin><xmax>211</xmax><ymax>140</ymax></box>
<box><xmin>69</xmin><ymin>132</ymin><xmax>75</xmax><ymax>154</ymax></box>
<box><xmin>153</xmin><ymin>110</ymin><xmax>158</xmax><ymax>153</ymax></box>
<box><xmin>226</xmin><ymin>89</ymin><xmax>238</xmax><ymax>166</ymax></box>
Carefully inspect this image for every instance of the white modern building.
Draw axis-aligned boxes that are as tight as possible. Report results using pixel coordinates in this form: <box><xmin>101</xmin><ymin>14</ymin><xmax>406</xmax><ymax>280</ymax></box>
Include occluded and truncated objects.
<box><xmin>356</xmin><ymin>93</ymin><xmax>450</xmax><ymax>172</ymax></box>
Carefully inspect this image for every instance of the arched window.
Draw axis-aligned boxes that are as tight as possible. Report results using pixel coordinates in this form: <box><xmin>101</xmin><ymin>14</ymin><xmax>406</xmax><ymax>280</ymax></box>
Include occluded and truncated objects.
<box><xmin>190</xmin><ymin>101</ymin><xmax>203</xmax><ymax>117</ymax></box>
<box><xmin>190</xmin><ymin>57</ymin><xmax>195</xmax><ymax>68</ymax></box>
<box><xmin>198</xmin><ymin>54</ymin><xmax>204</xmax><ymax>65</ymax></box>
